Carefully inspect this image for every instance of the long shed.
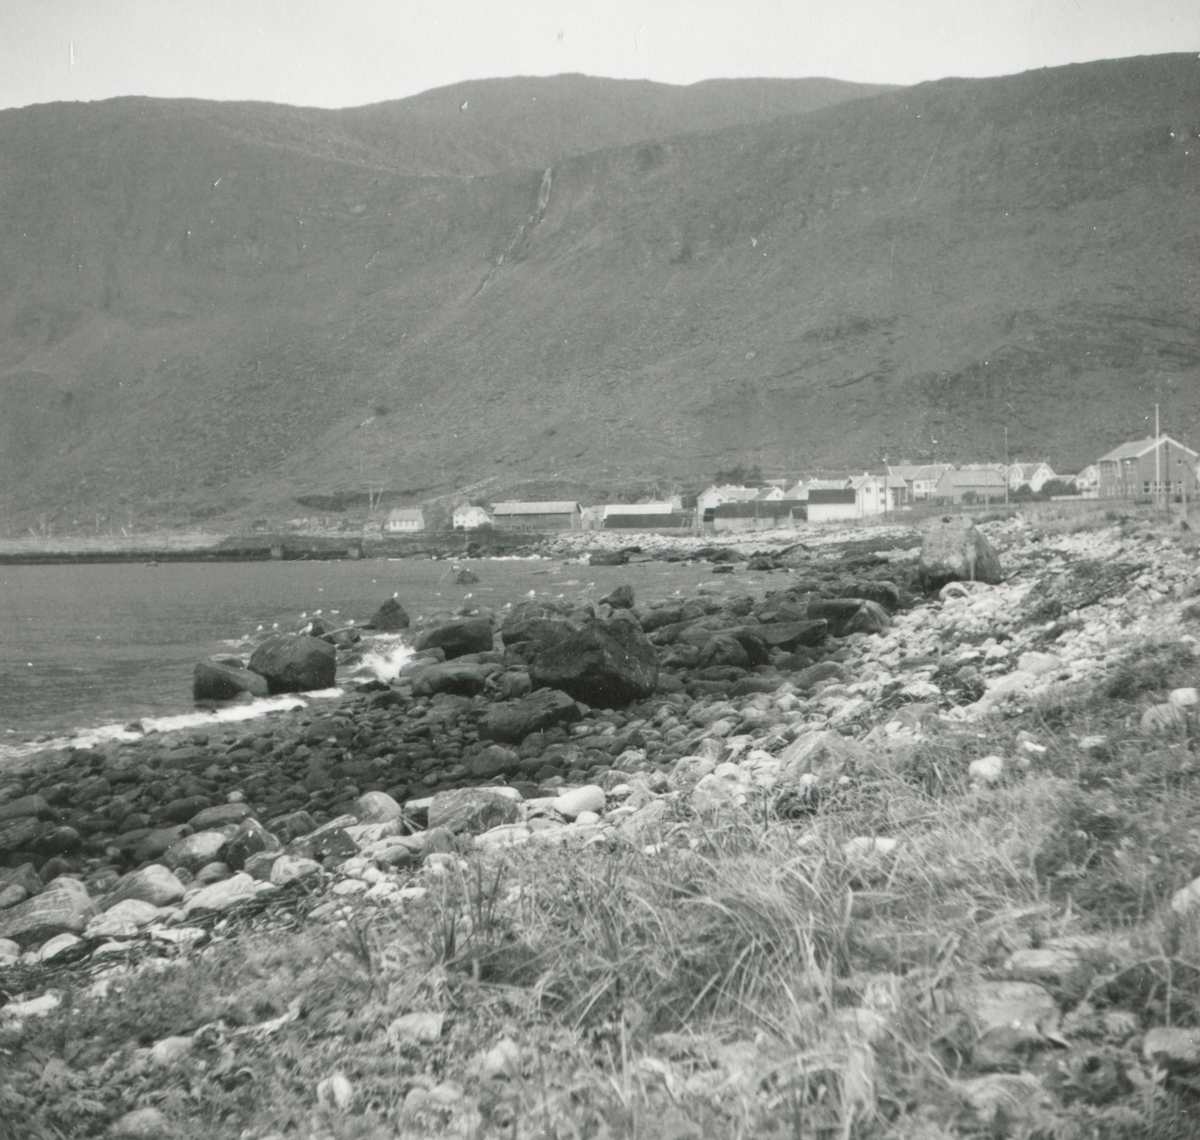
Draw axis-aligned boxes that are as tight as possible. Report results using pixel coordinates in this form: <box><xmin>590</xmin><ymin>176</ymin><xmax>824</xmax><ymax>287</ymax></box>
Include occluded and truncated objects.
<box><xmin>490</xmin><ymin>501</ymin><xmax>582</xmax><ymax>531</ymax></box>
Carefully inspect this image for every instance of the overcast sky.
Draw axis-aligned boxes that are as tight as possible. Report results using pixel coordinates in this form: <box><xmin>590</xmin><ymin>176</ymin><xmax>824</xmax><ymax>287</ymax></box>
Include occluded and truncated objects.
<box><xmin>1</xmin><ymin>0</ymin><xmax>1197</xmax><ymax>111</ymax></box>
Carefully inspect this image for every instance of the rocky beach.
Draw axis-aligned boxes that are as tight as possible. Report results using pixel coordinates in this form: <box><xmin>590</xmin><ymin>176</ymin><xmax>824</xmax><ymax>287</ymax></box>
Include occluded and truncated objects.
<box><xmin>6</xmin><ymin>509</ymin><xmax>1200</xmax><ymax>1139</ymax></box>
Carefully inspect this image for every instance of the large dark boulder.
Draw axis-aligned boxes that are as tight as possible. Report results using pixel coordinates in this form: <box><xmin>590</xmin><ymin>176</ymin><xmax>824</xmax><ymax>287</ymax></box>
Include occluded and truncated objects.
<box><xmin>484</xmin><ymin>689</ymin><xmax>582</xmax><ymax>743</ymax></box>
<box><xmin>918</xmin><ymin>516</ymin><xmax>1003</xmax><ymax>593</ymax></box>
<box><xmin>639</xmin><ymin>606</ymin><xmax>684</xmax><ymax>632</ymax></box>
<box><xmin>698</xmin><ymin>635</ymin><xmax>749</xmax><ymax>670</ymax></box>
<box><xmin>599</xmin><ymin>584</ymin><xmax>635</xmax><ymax>609</ymax></box>
<box><xmin>427</xmin><ymin>788</ymin><xmax>521</xmax><ymax>835</ymax></box>
<box><xmin>530</xmin><ymin>619</ymin><xmax>658</xmax><ymax>707</ymax></box>
<box><xmin>409</xmin><ymin>661</ymin><xmax>499</xmax><ymax>698</ymax></box>
<box><xmin>193</xmin><ymin>661</ymin><xmax>270</xmax><ymax>701</ymax></box>
<box><xmin>414</xmin><ymin>617</ymin><xmax>494</xmax><ymax>660</ymax></box>
<box><xmin>365</xmin><ymin>598</ymin><xmax>410</xmax><ymax>630</ymax></box>
<box><xmin>248</xmin><ymin>634</ymin><xmax>337</xmax><ymax>693</ymax></box>
<box><xmin>839</xmin><ymin>580</ymin><xmax>902</xmax><ymax>613</ymax></box>
<box><xmin>806</xmin><ymin>599</ymin><xmax>870</xmax><ymax>637</ymax></box>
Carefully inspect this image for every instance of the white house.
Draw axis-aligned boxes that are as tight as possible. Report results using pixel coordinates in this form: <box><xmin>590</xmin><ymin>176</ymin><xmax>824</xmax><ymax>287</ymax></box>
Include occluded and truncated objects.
<box><xmin>1069</xmin><ymin>465</ymin><xmax>1099</xmax><ymax>497</ymax></box>
<box><xmin>1007</xmin><ymin>462</ymin><xmax>1057</xmax><ymax>492</ymax></box>
<box><xmin>386</xmin><ymin>508</ymin><xmax>425</xmax><ymax>533</ymax></box>
<box><xmin>695</xmin><ymin>485</ymin><xmax>761</xmax><ymax>513</ymax></box>
<box><xmin>452</xmin><ymin>505</ymin><xmax>491</xmax><ymax>529</ymax></box>
<box><xmin>847</xmin><ymin>473</ymin><xmax>907</xmax><ymax>515</ymax></box>
<box><xmin>887</xmin><ymin>464</ymin><xmax>954</xmax><ymax>500</ymax></box>
<box><xmin>806</xmin><ymin>488</ymin><xmax>858</xmax><ymax>523</ymax></box>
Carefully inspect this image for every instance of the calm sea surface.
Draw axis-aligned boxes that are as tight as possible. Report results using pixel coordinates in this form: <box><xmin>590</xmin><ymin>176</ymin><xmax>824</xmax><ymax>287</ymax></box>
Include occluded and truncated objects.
<box><xmin>0</xmin><ymin>556</ymin><xmax>717</xmax><ymax>753</ymax></box>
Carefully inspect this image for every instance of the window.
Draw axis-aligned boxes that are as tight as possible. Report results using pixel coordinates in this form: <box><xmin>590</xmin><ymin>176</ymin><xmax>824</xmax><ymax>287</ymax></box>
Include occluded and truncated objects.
<box><xmin>1144</xmin><ymin>481</ymin><xmax>1151</xmax><ymax>494</ymax></box>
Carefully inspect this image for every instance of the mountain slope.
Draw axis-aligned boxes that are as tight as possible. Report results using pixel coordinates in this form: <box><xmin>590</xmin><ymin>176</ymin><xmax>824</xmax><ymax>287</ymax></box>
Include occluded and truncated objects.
<box><xmin>0</xmin><ymin>56</ymin><xmax>1197</xmax><ymax>527</ymax></box>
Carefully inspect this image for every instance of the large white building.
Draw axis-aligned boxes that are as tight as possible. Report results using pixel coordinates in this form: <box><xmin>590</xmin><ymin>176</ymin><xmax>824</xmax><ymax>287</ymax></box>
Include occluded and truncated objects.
<box><xmin>452</xmin><ymin>505</ymin><xmax>492</xmax><ymax>529</ymax></box>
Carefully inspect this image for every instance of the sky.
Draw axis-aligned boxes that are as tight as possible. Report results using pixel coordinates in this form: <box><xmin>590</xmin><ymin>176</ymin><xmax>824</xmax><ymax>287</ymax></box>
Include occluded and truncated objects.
<box><xmin>1</xmin><ymin>0</ymin><xmax>1198</xmax><ymax>111</ymax></box>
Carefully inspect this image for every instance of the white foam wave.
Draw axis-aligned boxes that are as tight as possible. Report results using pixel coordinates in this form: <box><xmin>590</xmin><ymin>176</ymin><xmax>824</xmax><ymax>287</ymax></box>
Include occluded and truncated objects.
<box><xmin>348</xmin><ymin>636</ymin><xmax>415</xmax><ymax>682</ymax></box>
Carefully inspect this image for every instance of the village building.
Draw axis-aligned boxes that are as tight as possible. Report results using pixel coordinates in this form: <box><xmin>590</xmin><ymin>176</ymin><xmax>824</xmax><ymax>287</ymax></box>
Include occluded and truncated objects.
<box><xmin>887</xmin><ymin>464</ymin><xmax>953</xmax><ymax>500</ymax></box>
<box><xmin>792</xmin><ymin>478</ymin><xmax>851</xmax><ymax>500</ymax></box>
<box><xmin>695</xmin><ymin>484</ymin><xmax>761</xmax><ymax>513</ymax></box>
<box><xmin>933</xmin><ymin>468</ymin><xmax>1008</xmax><ymax>503</ymax></box>
<box><xmin>1096</xmin><ymin>437</ymin><xmax>1200</xmax><ymax>500</ymax></box>
<box><xmin>846</xmin><ymin>473</ymin><xmax>908</xmax><ymax>515</ymax></box>
<box><xmin>490</xmin><ymin>501</ymin><xmax>582</xmax><ymax>531</ymax></box>
<box><xmin>451</xmin><ymin>505</ymin><xmax>491</xmax><ymax>530</ymax></box>
<box><xmin>385</xmin><ymin>508</ymin><xmax>425</xmax><ymax>533</ymax></box>
<box><xmin>753</xmin><ymin>486</ymin><xmax>785</xmax><ymax>501</ymax></box>
<box><xmin>601</xmin><ymin>501</ymin><xmax>693</xmax><ymax>530</ymax></box>
<box><xmin>805</xmin><ymin>488</ymin><xmax>858</xmax><ymax>523</ymax></box>
<box><xmin>1007</xmin><ymin>462</ymin><xmax>1057</xmax><ymax>492</ymax></box>
<box><xmin>1069</xmin><ymin>465</ymin><xmax>1100</xmax><ymax>497</ymax></box>
<box><xmin>709</xmin><ymin>499</ymin><xmax>804</xmax><ymax>531</ymax></box>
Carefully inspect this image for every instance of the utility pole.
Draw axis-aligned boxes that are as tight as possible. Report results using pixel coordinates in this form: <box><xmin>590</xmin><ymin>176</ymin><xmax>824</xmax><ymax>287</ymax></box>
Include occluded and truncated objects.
<box><xmin>1156</xmin><ymin>403</ymin><xmax>1162</xmax><ymax>517</ymax></box>
<box><xmin>1004</xmin><ymin>425</ymin><xmax>1009</xmax><ymax>507</ymax></box>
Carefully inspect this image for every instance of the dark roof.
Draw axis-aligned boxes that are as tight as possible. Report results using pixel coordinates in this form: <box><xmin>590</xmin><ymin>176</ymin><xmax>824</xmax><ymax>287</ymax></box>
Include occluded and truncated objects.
<box><xmin>603</xmin><ymin>513</ymin><xmax>693</xmax><ymax>528</ymax></box>
<box><xmin>807</xmin><ymin>489</ymin><xmax>857</xmax><ymax>505</ymax></box>
<box><xmin>713</xmin><ymin>499</ymin><xmax>804</xmax><ymax>518</ymax></box>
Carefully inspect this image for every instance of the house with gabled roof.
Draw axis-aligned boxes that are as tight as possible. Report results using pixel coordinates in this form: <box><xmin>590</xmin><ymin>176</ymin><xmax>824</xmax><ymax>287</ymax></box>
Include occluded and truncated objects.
<box><xmin>1007</xmin><ymin>462</ymin><xmax>1057</xmax><ymax>492</ymax></box>
<box><xmin>695</xmin><ymin>484</ymin><xmax>761</xmax><ymax>514</ymax></box>
<box><xmin>452</xmin><ymin>505</ymin><xmax>491</xmax><ymax>530</ymax></box>
<box><xmin>887</xmin><ymin>464</ymin><xmax>953</xmax><ymax>500</ymax></box>
<box><xmin>1097</xmin><ymin>437</ymin><xmax>1200</xmax><ymax>500</ymax></box>
<box><xmin>934</xmin><ymin>468</ymin><xmax>1007</xmax><ymax>503</ymax></box>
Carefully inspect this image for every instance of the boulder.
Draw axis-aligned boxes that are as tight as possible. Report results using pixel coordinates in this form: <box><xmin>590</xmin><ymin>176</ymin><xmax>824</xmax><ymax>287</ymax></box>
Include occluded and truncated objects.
<box><xmin>839</xmin><ymin>580</ymin><xmax>901</xmax><ymax>613</ymax></box>
<box><xmin>484</xmin><ymin>688</ymin><xmax>583</xmax><ymax>743</ymax></box>
<box><xmin>266</xmin><ymin>810</ymin><xmax>319</xmax><ymax>843</ymax></box>
<box><xmin>453</xmin><ymin>569</ymin><xmax>480</xmax><ymax>585</ymax></box>
<box><xmin>181</xmin><ymin>872</ymin><xmax>257</xmax><ymax>918</ymax></box>
<box><xmin>414</xmin><ymin>617</ymin><xmax>495</xmax><ymax>660</ymax></box>
<box><xmin>0</xmin><ymin>794</ymin><xmax>54</xmax><ymax>823</ymax></box>
<box><xmin>806</xmin><ymin>599</ymin><xmax>870</xmax><ymax>637</ymax></box>
<box><xmin>468</xmin><ymin>745</ymin><xmax>521</xmax><ymax>779</ymax></box>
<box><xmin>599</xmin><ymin>584</ymin><xmax>635</xmax><ymax>610</ymax></box>
<box><xmin>269</xmin><ymin>854</ymin><xmax>322</xmax><ymax>886</ymax></box>
<box><xmin>244</xmin><ymin>851</ymin><xmax>282</xmax><ymax>880</ymax></box>
<box><xmin>248</xmin><ymin>634</ymin><xmax>337</xmax><ymax>693</ymax></box>
<box><xmin>365</xmin><ymin>597</ymin><xmax>410</xmax><ymax>630</ymax></box>
<box><xmin>0</xmin><ymin>815</ymin><xmax>46</xmax><ymax>855</ymax></box>
<box><xmin>844</xmin><ymin>600</ymin><xmax>892</xmax><ymax>635</ymax></box>
<box><xmin>192</xmin><ymin>661</ymin><xmax>269</xmax><ymax>702</ymax></box>
<box><xmin>188</xmin><ymin>803</ymin><xmax>255</xmax><ymax>830</ymax></box>
<box><xmin>132</xmin><ymin>825</ymin><xmax>194</xmax><ymax>863</ymax></box>
<box><xmin>105</xmin><ymin>864</ymin><xmax>187</xmax><ymax>909</ymax></box>
<box><xmin>223</xmin><ymin>818</ymin><xmax>282</xmax><ymax>870</ymax></box>
<box><xmin>409</xmin><ymin>661</ymin><xmax>498</xmax><ymax>698</ymax></box>
<box><xmin>353</xmin><ymin>791</ymin><xmax>404</xmax><ymax>825</ymax></box>
<box><xmin>0</xmin><ymin>875</ymin><xmax>98</xmax><ymax>948</ymax></box>
<box><xmin>918</xmin><ymin>516</ymin><xmax>1003</xmax><ymax>593</ymax></box>
<box><xmin>427</xmin><ymin>788</ymin><xmax>521</xmax><ymax>835</ymax></box>
<box><xmin>530</xmin><ymin>619</ymin><xmax>658</xmax><ymax>707</ymax></box>
<box><xmin>698</xmin><ymin>635</ymin><xmax>749</xmax><ymax>670</ymax></box>
<box><xmin>552</xmin><ymin>786</ymin><xmax>606</xmax><ymax>819</ymax></box>
<box><xmin>588</xmin><ymin>550</ymin><xmax>627</xmax><ymax>566</ymax></box>
<box><xmin>162</xmin><ymin>830</ymin><xmax>230</xmax><ymax>875</ymax></box>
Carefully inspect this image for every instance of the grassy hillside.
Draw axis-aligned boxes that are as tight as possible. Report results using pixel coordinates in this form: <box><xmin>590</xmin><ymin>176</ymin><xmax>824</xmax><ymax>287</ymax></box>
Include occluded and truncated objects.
<box><xmin>0</xmin><ymin>57</ymin><xmax>1197</xmax><ymax>530</ymax></box>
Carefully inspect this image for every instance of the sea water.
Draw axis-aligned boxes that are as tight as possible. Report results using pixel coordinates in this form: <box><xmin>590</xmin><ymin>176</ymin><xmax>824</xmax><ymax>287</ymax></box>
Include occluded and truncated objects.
<box><xmin>0</xmin><ymin>554</ymin><xmax>719</xmax><ymax>762</ymax></box>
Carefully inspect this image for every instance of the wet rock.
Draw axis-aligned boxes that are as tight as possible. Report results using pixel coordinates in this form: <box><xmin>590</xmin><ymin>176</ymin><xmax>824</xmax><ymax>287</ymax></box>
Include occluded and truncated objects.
<box><xmin>427</xmin><ymin>788</ymin><xmax>521</xmax><ymax>835</ymax></box>
<box><xmin>0</xmin><ymin>875</ymin><xmax>98</xmax><ymax>948</ymax></box>
<box><xmin>530</xmin><ymin>619</ymin><xmax>658</xmax><ymax>707</ymax></box>
<box><xmin>158</xmin><ymin>795</ymin><xmax>213</xmax><ymax>824</ymax></box>
<box><xmin>840</xmin><ymin>580</ymin><xmax>901</xmax><ymax>613</ymax></box>
<box><xmin>793</xmin><ymin>662</ymin><xmax>847</xmax><ymax>690</ymax></box>
<box><xmin>32</xmin><ymin>825</ymin><xmax>81</xmax><ymax>858</ymax></box>
<box><xmin>188</xmin><ymin>803</ymin><xmax>254</xmax><ymax>830</ymax></box>
<box><xmin>162</xmin><ymin>830</ymin><xmax>230</xmax><ymax>875</ymax></box>
<box><xmin>807</xmin><ymin>599</ymin><xmax>870</xmax><ymax>637</ymax></box>
<box><xmin>0</xmin><ymin>815</ymin><xmax>48</xmax><ymax>855</ymax></box>
<box><xmin>453</xmin><ymin>568</ymin><xmax>480</xmax><ymax>585</ymax></box>
<box><xmin>918</xmin><ymin>516</ymin><xmax>1003</xmax><ymax>592</ymax></box>
<box><xmin>415</xmin><ymin>617</ymin><xmax>495</xmax><ymax>660</ymax></box>
<box><xmin>698</xmin><ymin>635</ymin><xmax>749</xmax><ymax>670</ymax></box>
<box><xmin>223</xmin><ymin>818</ymin><xmax>282</xmax><ymax>870</ymax></box>
<box><xmin>248</xmin><ymin>634</ymin><xmax>337</xmax><ymax>693</ymax></box>
<box><xmin>409</xmin><ymin>661</ymin><xmax>498</xmax><ymax>697</ymax></box>
<box><xmin>192</xmin><ymin>661</ymin><xmax>269</xmax><ymax>702</ymax></box>
<box><xmin>195</xmin><ymin>862</ymin><xmax>232</xmax><ymax>885</ymax></box>
<box><xmin>599</xmin><ymin>584</ymin><xmax>635</xmax><ymax>609</ymax></box>
<box><xmin>266</xmin><ymin>810</ymin><xmax>318</xmax><ymax>843</ymax></box>
<box><xmin>365</xmin><ymin>597</ymin><xmax>410</xmax><ymax>630</ymax></box>
<box><xmin>243</xmin><ymin>851</ymin><xmax>281</xmax><ymax>880</ymax></box>
<box><xmin>844</xmin><ymin>600</ymin><xmax>892</xmax><ymax>635</ymax></box>
<box><xmin>468</xmin><ymin>745</ymin><xmax>521</xmax><ymax>779</ymax></box>
<box><xmin>0</xmin><ymin>794</ymin><xmax>54</xmax><ymax>823</ymax></box>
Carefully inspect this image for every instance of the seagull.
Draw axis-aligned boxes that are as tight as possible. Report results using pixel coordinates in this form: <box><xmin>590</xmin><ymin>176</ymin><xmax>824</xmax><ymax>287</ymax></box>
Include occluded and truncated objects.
<box><xmin>460</xmin><ymin>100</ymin><xmax>468</xmax><ymax>112</ymax></box>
